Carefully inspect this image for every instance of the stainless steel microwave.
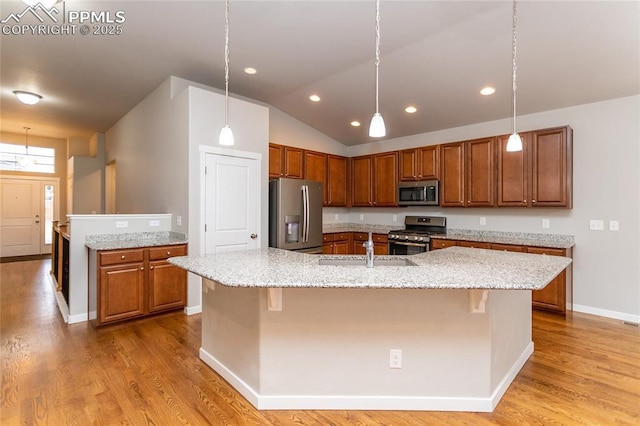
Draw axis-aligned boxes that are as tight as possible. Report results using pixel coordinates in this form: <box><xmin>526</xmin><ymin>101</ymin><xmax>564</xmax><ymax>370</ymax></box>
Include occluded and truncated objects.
<box><xmin>398</xmin><ymin>180</ymin><xmax>439</xmax><ymax>206</ymax></box>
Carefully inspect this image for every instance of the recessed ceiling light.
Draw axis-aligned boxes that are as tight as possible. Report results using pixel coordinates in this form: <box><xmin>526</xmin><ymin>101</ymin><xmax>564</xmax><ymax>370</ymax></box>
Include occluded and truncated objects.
<box><xmin>13</xmin><ymin>90</ymin><xmax>42</xmax><ymax>105</ymax></box>
<box><xmin>351</xmin><ymin>121</ymin><xmax>361</xmax><ymax>127</ymax></box>
<box><xmin>309</xmin><ymin>94</ymin><xmax>321</xmax><ymax>102</ymax></box>
<box><xmin>480</xmin><ymin>87</ymin><xmax>496</xmax><ymax>96</ymax></box>
<box><xmin>243</xmin><ymin>67</ymin><xmax>257</xmax><ymax>75</ymax></box>
<box><xmin>405</xmin><ymin>106</ymin><xmax>417</xmax><ymax>114</ymax></box>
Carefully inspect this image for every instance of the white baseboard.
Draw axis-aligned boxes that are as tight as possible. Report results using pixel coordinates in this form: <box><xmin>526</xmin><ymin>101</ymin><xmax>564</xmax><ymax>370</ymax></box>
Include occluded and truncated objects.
<box><xmin>573</xmin><ymin>304</ymin><xmax>640</xmax><ymax>324</ymax></box>
<box><xmin>185</xmin><ymin>305</ymin><xmax>202</xmax><ymax>315</ymax></box>
<box><xmin>199</xmin><ymin>344</ymin><xmax>533</xmax><ymax>412</ymax></box>
<box><xmin>67</xmin><ymin>312</ymin><xmax>88</xmax><ymax>324</ymax></box>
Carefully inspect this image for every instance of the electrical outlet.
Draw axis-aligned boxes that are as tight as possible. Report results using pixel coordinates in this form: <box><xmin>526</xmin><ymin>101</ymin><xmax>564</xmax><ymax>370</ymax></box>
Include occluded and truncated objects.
<box><xmin>480</xmin><ymin>217</ymin><xmax>486</xmax><ymax>226</ymax></box>
<box><xmin>359</xmin><ymin>214</ymin><xmax>364</xmax><ymax>221</ymax></box>
<box><xmin>115</xmin><ymin>221</ymin><xmax>128</xmax><ymax>228</ymax></box>
<box><xmin>542</xmin><ymin>219</ymin><xmax>550</xmax><ymax>229</ymax></box>
<box><xmin>609</xmin><ymin>220</ymin><xmax>619</xmax><ymax>231</ymax></box>
<box><xmin>589</xmin><ymin>220</ymin><xmax>604</xmax><ymax>231</ymax></box>
<box><xmin>176</xmin><ymin>215</ymin><xmax>182</xmax><ymax>226</ymax></box>
<box><xmin>389</xmin><ymin>349</ymin><xmax>402</xmax><ymax>369</ymax></box>
<box><xmin>392</xmin><ymin>215</ymin><xmax>398</xmax><ymax>222</ymax></box>
<box><xmin>334</xmin><ymin>214</ymin><xmax>339</xmax><ymax>221</ymax></box>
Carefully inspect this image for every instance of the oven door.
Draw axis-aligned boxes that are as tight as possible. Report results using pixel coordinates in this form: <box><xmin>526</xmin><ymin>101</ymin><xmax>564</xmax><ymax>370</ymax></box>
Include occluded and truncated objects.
<box><xmin>388</xmin><ymin>240</ymin><xmax>429</xmax><ymax>256</ymax></box>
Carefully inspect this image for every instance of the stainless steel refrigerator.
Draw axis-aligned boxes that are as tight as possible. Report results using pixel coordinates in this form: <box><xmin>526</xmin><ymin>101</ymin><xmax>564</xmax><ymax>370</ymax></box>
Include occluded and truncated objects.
<box><xmin>269</xmin><ymin>178</ymin><xmax>323</xmax><ymax>253</ymax></box>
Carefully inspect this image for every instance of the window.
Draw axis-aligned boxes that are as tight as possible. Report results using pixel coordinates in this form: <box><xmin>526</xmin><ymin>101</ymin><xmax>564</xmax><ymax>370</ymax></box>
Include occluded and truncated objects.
<box><xmin>0</xmin><ymin>143</ymin><xmax>55</xmax><ymax>173</ymax></box>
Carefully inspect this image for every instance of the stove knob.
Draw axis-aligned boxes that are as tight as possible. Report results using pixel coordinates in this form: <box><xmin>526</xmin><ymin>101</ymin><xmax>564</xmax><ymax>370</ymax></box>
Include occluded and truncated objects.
<box><xmin>403</xmin><ymin>235</ymin><xmax>409</xmax><ymax>240</ymax></box>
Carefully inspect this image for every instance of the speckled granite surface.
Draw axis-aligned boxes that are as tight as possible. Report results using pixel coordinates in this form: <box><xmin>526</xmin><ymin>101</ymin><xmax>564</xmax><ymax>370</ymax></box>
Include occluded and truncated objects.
<box><xmin>323</xmin><ymin>223</ymin><xmax>400</xmax><ymax>234</ymax></box>
<box><xmin>85</xmin><ymin>232</ymin><xmax>188</xmax><ymax>250</ymax></box>
<box><xmin>432</xmin><ymin>229</ymin><xmax>575</xmax><ymax>249</ymax></box>
<box><xmin>169</xmin><ymin>246</ymin><xmax>571</xmax><ymax>290</ymax></box>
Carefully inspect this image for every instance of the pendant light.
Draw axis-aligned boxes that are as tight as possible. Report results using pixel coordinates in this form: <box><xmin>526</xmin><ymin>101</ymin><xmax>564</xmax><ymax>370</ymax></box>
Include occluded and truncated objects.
<box><xmin>219</xmin><ymin>0</ymin><xmax>234</xmax><ymax>146</ymax></box>
<box><xmin>506</xmin><ymin>0</ymin><xmax>523</xmax><ymax>152</ymax></box>
<box><xmin>368</xmin><ymin>0</ymin><xmax>386</xmax><ymax>138</ymax></box>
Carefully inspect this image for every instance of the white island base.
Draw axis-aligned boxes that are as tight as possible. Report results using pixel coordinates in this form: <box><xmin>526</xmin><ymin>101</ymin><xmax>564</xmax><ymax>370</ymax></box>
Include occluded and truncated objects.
<box><xmin>199</xmin><ymin>280</ymin><xmax>533</xmax><ymax>412</ymax></box>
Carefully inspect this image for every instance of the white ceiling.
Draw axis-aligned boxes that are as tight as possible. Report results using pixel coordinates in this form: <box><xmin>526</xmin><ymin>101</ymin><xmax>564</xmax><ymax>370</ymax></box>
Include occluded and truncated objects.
<box><xmin>1</xmin><ymin>0</ymin><xmax>639</xmax><ymax>146</ymax></box>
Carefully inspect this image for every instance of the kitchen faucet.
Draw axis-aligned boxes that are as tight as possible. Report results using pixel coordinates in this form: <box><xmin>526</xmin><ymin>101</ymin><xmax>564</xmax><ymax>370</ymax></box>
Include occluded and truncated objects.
<box><xmin>363</xmin><ymin>232</ymin><xmax>374</xmax><ymax>268</ymax></box>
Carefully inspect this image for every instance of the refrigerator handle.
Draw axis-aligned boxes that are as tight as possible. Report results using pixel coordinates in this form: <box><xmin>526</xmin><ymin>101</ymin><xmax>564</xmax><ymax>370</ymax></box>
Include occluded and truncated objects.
<box><xmin>301</xmin><ymin>185</ymin><xmax>307</xmax><ymax>243</ymax></box>
<box><xmin>303</xmin><ymin>184</ymin><xmax>310</xmax><ymax>243</ymax></box>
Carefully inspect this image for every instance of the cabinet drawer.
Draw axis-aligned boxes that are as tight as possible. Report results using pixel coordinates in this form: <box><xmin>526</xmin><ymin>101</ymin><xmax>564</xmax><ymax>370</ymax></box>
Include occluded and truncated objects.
<box><xmin>323</xmin><ymin>234</ymin><xmax>334</xmax><ymax>242</ymax></box>
<box><xmin>100</xmin><ymin>249</ymin><xmax>145</xmax><ymax>266</ymax></box>
<box><xmin>149</xmin><ymin>244</ymin><xmax>187</xmax><ymax>261</ymax></box>
<box><xmin>352</xmin><ymin>233</ymin><xmax>368</xmax><ymax>241</ymax></box>
<box><xmin>373</xmin><ymin>234</ymin><xmax>388</xmax><ymax>243</ymax></box>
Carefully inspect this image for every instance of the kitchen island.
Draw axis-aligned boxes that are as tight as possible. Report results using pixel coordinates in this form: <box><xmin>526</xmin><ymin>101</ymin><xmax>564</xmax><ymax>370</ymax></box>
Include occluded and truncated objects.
<box><xmin>169</xmin><ymin>247</ymin><xmax>571</xmax><ymax>412</ymax></box>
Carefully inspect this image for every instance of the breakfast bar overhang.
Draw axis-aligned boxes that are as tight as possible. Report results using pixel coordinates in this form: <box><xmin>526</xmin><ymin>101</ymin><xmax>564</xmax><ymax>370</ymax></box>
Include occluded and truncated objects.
<box><xmin>169</xmin><ymin>247</ymin><xmax>572</xmax><ymax>412</ymax></box>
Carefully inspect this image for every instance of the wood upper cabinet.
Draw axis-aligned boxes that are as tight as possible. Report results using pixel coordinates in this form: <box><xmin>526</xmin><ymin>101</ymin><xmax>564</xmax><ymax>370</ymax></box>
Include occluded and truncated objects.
<box><xmin>498</xmin><ymin>126</ymin><xmax>572</xmax><ymax>208</ymax></box>
<box><xmin>399</xmin><ymin>145</ymin><xmax>439</xmax><ymax>181</ymax></box>
<box><xmin>351</xmin><ymin>155</ymin><xmax>373</xmax><ymax>206</ymax></box>
<box><xmin>497</xmin><ymin>132</ymin><xmax>530</xmax><ymax>207</ymax></box>
<box><xmin>373</xmin><ymin>151</ymin><xmax>398</xmax><ymax>206</ymax></box>
<box><xmin>326</xmin><ymin>155</ymin><xmax>349</xmax><ymax>207</ymax></box>
<box><xmin>466</xmin><ymin>137</ymin><xmax>495</xmax><ymax>207</ymax></box>
<box><xmin>440</xmin><ymin>142</ymin><xmax>465</xmax><ymax>207</ymax></box>
<box><xmin>531</xmin><ymin>126</ymin><xmax>572</xmax><ymax>208</ymax></box>
<box><xmin>304</xmin><ymin>150</ymin><xmax>327</xmax><ymax>203</ymax></box>
<box><xmin>441</xmin><ymin>138</ymin><xmax>495</xmax><ymax>207</ymax></box>
<box><xmin>269</xmin><ymin>143</ymin><xmax>304</xmax><ymax>179</ymax></box>
<box><xmin>351</xmin><ymin>152</ymin><xmax>398</xmax><ymax>207</ymax></box>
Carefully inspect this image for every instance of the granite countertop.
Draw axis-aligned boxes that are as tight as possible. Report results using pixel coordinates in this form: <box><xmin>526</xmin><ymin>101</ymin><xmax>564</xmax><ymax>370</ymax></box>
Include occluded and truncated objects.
<box><xmin>168</xmin><ymin>246</ymin><xmax>571</xmax><ymax>291</ymax></box>
<box><xmin>323</xmin><ymin>223</ymin><xmax>400</xmax><ymax>234</ymax></box>
<box><xmin>431</xmin><ymin>229</ymin><xmax>575</xmax><ymax>249</ymax></box>
<box><xmin>85</xmin><ymin>232</ymin><xmax>188</xmax><ymax>250</ymax></box>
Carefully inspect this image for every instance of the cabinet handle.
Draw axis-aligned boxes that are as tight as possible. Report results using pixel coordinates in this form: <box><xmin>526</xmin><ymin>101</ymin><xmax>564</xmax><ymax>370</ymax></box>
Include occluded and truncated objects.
<box><xmin>532</xmin><ymin>200</ymin><xmax>536</xmax><ymax>203</ymax></box>
<box><xmin>121</xmin><ymin>255</ymin><xmax>126</xmax><ymax>260</ymax></box>
<box><xmin>166</xmin><ymin>251</ymin><xmax>171</xmax><ymax>255</ymax></box>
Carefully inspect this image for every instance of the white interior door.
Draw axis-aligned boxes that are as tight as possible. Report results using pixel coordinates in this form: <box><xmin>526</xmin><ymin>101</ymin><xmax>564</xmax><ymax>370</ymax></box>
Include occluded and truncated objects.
<box><xmin>0</xmin><ymin>178</ymin><xmax>41</xmax><ymax>257</ymax></box>
<box><xmin>205</xmin><ymin>153</ymin><xmax>260</xmax><ymax>254</ymax></box>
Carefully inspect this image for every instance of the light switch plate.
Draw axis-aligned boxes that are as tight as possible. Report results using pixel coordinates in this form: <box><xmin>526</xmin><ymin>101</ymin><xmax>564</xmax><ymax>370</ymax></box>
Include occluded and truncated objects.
<box><xmin>589</xmin><ymin>219</ymin><xmax>604</xmax><ymax>231</ymax></box>
<box><xmin>115</xmin><ymin>221</ymin><xmax>128</xmax><ymax>228</ymax></box>
<box><xmin>149</xmin><ymin>220</ymin><xmax>160</xmax><ymax>227</ymax></box>
<box><xmin>176</xmin><ymin>216</ymin><xmax>182</xmax><ymax>226</ymax></box>
<box><xmin>609</xmin><ymin>220</ymin><xmax>619</xmax><ymax>231</ymax></box>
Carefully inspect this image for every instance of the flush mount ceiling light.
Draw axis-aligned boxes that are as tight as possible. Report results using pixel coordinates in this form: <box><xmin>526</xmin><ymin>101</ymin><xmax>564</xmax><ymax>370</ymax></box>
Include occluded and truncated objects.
<box><xmin>405</xmin><ymin>106</ymin><xmax>417</xmax><ymax>114</ymax></box>
<box><xmin>480</xmin><ymin>87</ymin><xmax>496</xmax><ymax>96</ymax></box>
<box><xmin>243</xmin><ymin>67</ymin><xmax>257</xmax><ymax>75</ymax></box>
<box><xmin>219</xmin><ymin>0</ymin><xmax>234</xmax><ymax>146</ymax></box>
<box><xmin>506</xmin><ymin>0</ymin><xmax>523</xmax><ymax>152</ymax></box>
<box><xmin>13</xmin><ymin>91</ymin><xmax>42</xmax><ymax>105</ymax></box>
<box><xmin>309</xmin><ymin>94</ymin><xmax>321</xmax><ymax>102</ymax></box>
<box><xmin>368</xmin><ymin>0</ymin><xmax>386</xmax><ymax>138</ymax></box>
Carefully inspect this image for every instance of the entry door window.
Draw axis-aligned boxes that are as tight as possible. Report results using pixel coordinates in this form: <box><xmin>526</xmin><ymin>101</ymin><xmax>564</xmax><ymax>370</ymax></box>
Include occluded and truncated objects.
<box><xmin>44</xmin><ymin>184</ymin><xmax>55</xmax><ymax>245</ymax></box>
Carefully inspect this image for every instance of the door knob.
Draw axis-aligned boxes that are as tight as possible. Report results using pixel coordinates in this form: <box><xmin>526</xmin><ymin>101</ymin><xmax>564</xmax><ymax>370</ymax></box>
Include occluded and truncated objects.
<box><xmin>250</xmin><ymin>234</ymin><xmax>258</xmax><ymax>239</ymax></box>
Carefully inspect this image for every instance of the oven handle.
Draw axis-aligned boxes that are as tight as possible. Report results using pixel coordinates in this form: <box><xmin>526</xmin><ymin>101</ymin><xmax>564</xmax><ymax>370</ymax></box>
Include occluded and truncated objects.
<box><xmin>390</xmin><ymin>241</ymin><xmax>429</xmax><ymax>247</ymax></box>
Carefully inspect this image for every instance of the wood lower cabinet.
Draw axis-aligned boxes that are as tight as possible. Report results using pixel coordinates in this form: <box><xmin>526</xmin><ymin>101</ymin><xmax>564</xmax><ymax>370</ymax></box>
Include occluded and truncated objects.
<box><xmin>95</xmin><ymin>244</ymin><xmax>187</xmax><ymax>326</ymax></box>
<box><xmin>352</xmin><ymin>232</ymin><xmax>388</xmax><ymax>255</ymax></box>
<box><xmin>322</xmin><ymin>233</ymin><xmax>351</xmax><ymax>254</ymax></box>
<box><xmin>456</xmin><ymin>240</ymin><xmax>490</xmax><ymax>249</ymax></box>
<box><xmin>430</xmin><ymin>239</ymin><xmax>458</xmax><ymax>250</ymax></box>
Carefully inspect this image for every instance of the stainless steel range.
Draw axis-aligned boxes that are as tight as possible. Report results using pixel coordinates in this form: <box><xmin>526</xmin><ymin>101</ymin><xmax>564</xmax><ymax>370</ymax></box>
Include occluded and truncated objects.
<box><xmin>388</xmin><ymin>216</ymin><xmax>447</xmax><ymax>255</ymax></box>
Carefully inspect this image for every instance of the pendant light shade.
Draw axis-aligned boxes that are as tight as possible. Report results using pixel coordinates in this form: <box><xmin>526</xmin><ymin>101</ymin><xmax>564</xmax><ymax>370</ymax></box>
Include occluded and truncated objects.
<box><xmin>507</xmin><ymin>0</ymin><xmax>523</xmax><ymax>152</ymax></box>
<box><xmin>219</xmin><ymin>0</ymin><xmax>234</xmax><ymax>146</ymax></box>
<box><xmin>219</xmin><ymin>125</ymin><xmax>234</xmax><ymax>146</ymax></box>
<box><xmin>369</xmin><ymin>0</ymin><xmax>386</xmax><ymax>138</ymax></box>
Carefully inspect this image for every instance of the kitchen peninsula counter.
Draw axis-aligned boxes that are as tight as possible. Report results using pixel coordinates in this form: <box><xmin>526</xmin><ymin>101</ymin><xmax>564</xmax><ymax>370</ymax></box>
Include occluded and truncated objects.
<box><xmin>169</xmin><ymin>247</ymin><xmax>571</xmax><ymax>412</ymax></box>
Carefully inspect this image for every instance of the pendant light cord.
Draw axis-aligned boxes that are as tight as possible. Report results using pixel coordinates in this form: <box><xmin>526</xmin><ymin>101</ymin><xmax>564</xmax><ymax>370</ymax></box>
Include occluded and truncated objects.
<box><xmin>511</xmin><ymin>0</ymin><xmax>518</xmax><ymax>135</ymax></box>
<box><xmin>374</xmin><ymin>0</ymin><xmax>381</xmax><ymax>114</ymax></box>
<box><xmin>24</xmin><ymin>126</ymin><xmax>30</xmax><ymax>154</ymax></box>
<box><xmin>224</xmin><ymin>0</ymin><xmax>230</xmax><ymax>126</ymax></box>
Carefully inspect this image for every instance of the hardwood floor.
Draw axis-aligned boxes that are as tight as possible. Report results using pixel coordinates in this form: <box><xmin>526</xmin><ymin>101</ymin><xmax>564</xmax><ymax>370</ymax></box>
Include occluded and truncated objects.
<box><xmin>2</xmin><ymin>259</ymin><xmax>639</xmax><ymax>425</ymax></box>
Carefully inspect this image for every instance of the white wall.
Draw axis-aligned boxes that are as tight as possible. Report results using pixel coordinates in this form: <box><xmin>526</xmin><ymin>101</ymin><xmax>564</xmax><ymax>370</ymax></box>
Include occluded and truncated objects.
<box><xmin>344</xmin><ymin>96</ymin><xmax>640</xmax><ymax>321</ymax></box>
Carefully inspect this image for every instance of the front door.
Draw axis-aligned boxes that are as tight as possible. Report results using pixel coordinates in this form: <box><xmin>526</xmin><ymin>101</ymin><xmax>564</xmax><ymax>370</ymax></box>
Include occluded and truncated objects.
<box><xmin>204</xmin><ymin>152</ymin><xmax>261</xmax><ymax>254</ymax></box>
<box><xmin>0</xmin><ymin>177</ymin><xmax>59</xmax><ymax>257</ymax></box>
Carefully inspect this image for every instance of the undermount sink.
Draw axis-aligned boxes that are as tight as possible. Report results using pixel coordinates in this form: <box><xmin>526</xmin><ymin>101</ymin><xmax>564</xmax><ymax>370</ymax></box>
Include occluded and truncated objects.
<box><xmin>318</xmin><ymin>258</ymin><xmax>417</xmax><ymax>267</ymax></box>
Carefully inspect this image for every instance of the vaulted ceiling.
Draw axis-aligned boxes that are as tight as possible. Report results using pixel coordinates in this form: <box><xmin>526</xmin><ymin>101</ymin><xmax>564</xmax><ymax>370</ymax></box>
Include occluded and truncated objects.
<box><xmin>1</xmin><ymin>1</ymin><xmax>638</xmax><ymax>146</ymax></box>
